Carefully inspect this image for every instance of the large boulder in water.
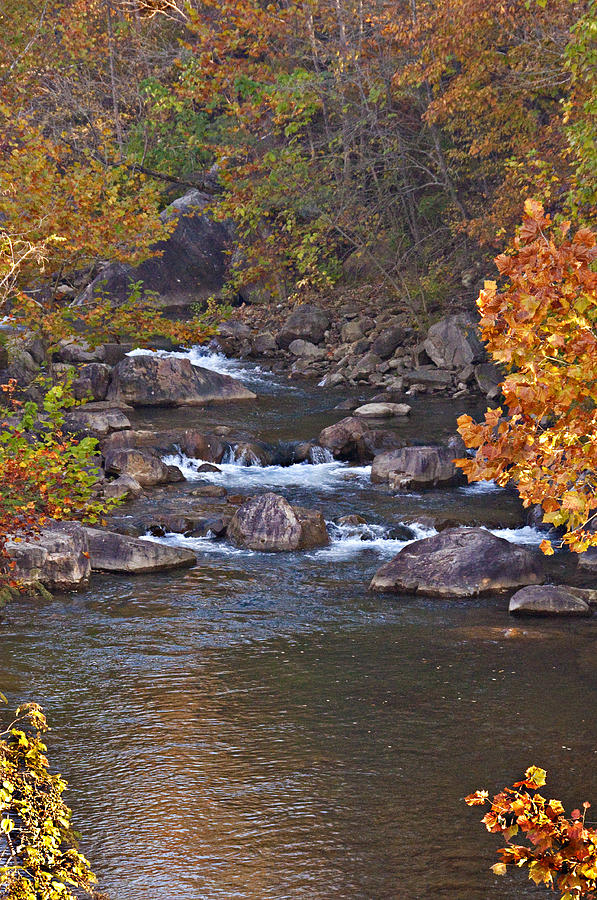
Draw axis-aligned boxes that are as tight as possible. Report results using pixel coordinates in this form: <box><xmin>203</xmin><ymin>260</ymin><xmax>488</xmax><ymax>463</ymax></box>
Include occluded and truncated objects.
<box><xmin>78</xmin><ymin>190</ymin><xmax>233</xmax><ymax>311</ymax></box>
<box><xmin>276</xmin><ymin>304</ymin><xmax>330</xmax><ymax>349</ymax></box>
<box><xmin>370</xmin><ymin>527</ymin><xmax>543</xmax><ymax>597</ymax></box>
<box><xmin>4</xmin><ymin>522</ymin><xmax>91</xmax><ymax>590</ymax></box>
<box><xmin>371</xmin><ymin>445</ymin><xmax>462</xmax><ymax>488</ymax></box>
<box><xmin>423</xmin><ymin>314</ymin><xmax>485</xmax><ymax>369</ymax></box>
<box><xmin>228</xmin><ymin>493</ymin><xmax>329</xmax><ymax>551</ymax></box>
<box><xmin>83</xmin><ymin>528</ymin><xmax>196</xmax><ymax>574</ymax></box>
<box><xmin>107</xmin><ymin>354</ymin><xmax>256</xmax><ymax>406</ymax></box>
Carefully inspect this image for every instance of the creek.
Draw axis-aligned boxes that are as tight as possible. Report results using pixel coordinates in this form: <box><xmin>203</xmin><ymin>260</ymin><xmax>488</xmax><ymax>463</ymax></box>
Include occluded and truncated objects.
<box><xmin>2</xmin><ymin>349</ymin><xmax>597</xmax><ymax>899</ymax></box>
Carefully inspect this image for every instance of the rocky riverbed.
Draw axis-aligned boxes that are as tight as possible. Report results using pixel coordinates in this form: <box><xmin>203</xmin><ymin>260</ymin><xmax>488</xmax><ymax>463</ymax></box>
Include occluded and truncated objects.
<box><xmin>3</xmin><ymin>338</ymin><xmax>595</xmax><ymax>617</ymax></box>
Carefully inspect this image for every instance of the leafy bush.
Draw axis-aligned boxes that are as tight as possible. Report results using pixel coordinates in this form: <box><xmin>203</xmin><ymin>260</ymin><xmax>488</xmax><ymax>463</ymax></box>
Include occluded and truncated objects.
<box><xmin>0</xmin><ymin>694</ymin><xmax>102</xmax><ymax>899</ymax></box>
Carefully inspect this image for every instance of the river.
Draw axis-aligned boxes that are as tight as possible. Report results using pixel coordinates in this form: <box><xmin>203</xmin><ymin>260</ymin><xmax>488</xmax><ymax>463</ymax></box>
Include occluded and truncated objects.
<box><xmin>2</xmin><ymin>350</ymin><xmax>597</xmax><ymax>899</ymax></box>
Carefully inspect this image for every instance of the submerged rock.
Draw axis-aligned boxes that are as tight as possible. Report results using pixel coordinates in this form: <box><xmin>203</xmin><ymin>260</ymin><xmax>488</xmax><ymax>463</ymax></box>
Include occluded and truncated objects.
<box><xmin>107</xmin><ymin>354</ymin><xmax>256</xmax><ymax>406</ymax></box>
<box><xmin>83</xmin><ymin>527</ymin><xmax>196</xmax><ymax>573</ymax></box>
<box><xmin>228</xmin><ymin>492</ymin><xmax>329</xmax><ymax>551</ymax></box>
<box><xmin>370</xmin><ymin>527</ymin><xmax>543</xmax><ymax>597</ymax></box>
<box><xmin>509</xmin><ymin>585</ymin><xmax>591</xmax><ymax>617</ymax></box>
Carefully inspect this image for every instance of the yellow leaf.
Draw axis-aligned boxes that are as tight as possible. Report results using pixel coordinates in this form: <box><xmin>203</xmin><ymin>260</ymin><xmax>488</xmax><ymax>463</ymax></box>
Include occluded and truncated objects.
<box><xmin>491</xmin><ymin>863</ymin><xmax>507</xmax><ymax>876</ymax></box>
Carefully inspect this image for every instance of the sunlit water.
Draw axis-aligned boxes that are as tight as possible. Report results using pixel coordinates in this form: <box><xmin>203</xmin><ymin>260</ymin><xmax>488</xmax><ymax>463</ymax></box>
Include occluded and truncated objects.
<box><xmin>1</xmin><ymin>348</ymin><xmax>594</xmax><ymax>900</ymax></box>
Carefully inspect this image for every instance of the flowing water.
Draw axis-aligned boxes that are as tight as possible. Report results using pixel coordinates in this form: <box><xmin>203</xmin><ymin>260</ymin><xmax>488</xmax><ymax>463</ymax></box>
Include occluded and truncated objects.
<box><xmin>2</xmin><ymin>350</ymin><xmax>597</xmax><ymax>900</ymax></box>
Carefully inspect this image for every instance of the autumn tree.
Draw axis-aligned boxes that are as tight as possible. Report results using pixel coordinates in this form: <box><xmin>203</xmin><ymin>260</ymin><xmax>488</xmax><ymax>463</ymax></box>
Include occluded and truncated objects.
<box><xmin>457</xmin><ymin>201</ymin><xmax>597</xmax><ymax>553</ymax></box>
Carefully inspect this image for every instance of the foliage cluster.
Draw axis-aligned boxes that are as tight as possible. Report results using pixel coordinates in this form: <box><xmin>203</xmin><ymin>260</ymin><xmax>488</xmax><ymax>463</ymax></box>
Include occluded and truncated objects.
<box><xmin>0</xmin><ymin>695</ymin><xmax>99</xmax><ymax>899</ymax></box>
<box><xmin>457</xmin><ymin>201</ymin><xmax>597</xmax><ymax>552</ymax></box>
<box><xmin>0</xmin><ymin>376</ymin><xmax>118</xmax><ymax>590</ymax></box>
<box><xmin>466</xmin><ymin>765</ymin><xmax>597</xmax><ymax>899</ymax></box>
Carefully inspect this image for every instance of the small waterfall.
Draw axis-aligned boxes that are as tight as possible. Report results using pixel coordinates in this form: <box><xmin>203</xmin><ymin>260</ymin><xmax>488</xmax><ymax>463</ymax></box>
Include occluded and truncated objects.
<box><xmin>308</xmin><ymin>445</ymin><xmax>334</xmax><ymax>464</ymax></box>
<box><xmin>234</xmin><ymin>446</ymin><xmax>267</xmax><ymax>467</ymax></box>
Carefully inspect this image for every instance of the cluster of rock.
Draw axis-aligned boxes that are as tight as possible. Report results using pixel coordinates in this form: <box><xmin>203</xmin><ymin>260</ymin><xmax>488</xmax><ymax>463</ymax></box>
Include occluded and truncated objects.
<box><xmin>217</xmin><ymin>304</ymin><xmax>503</xmax><ymax>401</ymax></box>
<box><xmin>3</xmin><ymin>521</ymin><xmax>197</xmax><ymax>594</ymax></box>
<box><xmin>1</xmin><ymin>344</ymin><xmax>257</xmax><ymax>406</ymax></box>
<box><xmin>2</xmin><ymin>490</ymin><xmax>332</xmax><ymax>593</ymax></box>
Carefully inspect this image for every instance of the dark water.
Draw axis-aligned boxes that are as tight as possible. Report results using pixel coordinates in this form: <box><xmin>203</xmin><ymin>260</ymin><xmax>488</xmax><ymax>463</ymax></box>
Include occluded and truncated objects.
<box><xmin>2</xmin><ymin>353</ymin><xmax>596</xmax><ymax>899</ymax></box>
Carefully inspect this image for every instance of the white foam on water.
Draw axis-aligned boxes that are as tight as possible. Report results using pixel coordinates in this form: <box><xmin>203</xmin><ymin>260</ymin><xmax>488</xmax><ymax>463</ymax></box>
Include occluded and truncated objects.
<box><xmin>308</xmin><ymin>520</ymin><xmax>437</xmax><ymax>560</ymax></box>
<box><xmin>487</xmin><ymin>525</ymin><xmax>547</xmax><ymax>545</ymax></box>
<box><xmin>145</xmin><ymin>519</ymin><xmax>437</xmax><ymax>561</ymax></box>
<box><xmin>143</xmin><ymin>532</ymin><xmax>252</xmax><ymax>557</ymax></box>
<box><xmin>163</xmin><ymin>451</ymin><xmax>372</xmax><ymax>493</ymax></box>
<box><xmin>127</xmin><ymin>344</ymin><xmax>270</xmax><ymax>386</ymax></box>
<box><xmin>457</xmin><ymin>480</ymin><xmax>502</xmax><ymax>495</ymax></box>
<box><xmin>146</xmin><ymin>517</ymin><xmax>547</xmax><ymax>562</ymax></box>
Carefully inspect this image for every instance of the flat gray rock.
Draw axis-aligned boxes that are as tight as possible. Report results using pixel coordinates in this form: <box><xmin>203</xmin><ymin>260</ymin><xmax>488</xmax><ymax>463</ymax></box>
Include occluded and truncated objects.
<box><xmin>83</xmin><ymin>528</ymin><xmax>196</xmax><ymax>573</ymax></box>
<box><xmin>107</xmin><ymin>354</ymin><xmax>256</xmax><ymax>406</ymax></box>
<box><xmin>354</xmin><ymin>403</ymin><xmax>411</xmax><ymax>418</ymax></box>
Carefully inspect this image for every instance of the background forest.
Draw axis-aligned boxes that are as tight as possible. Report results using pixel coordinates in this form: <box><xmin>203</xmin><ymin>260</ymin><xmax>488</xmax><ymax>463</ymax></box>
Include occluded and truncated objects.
<box><xmin>1</xmin><ymin>0</ymin><xmax>594</xmax><ymax>319</ymax></box>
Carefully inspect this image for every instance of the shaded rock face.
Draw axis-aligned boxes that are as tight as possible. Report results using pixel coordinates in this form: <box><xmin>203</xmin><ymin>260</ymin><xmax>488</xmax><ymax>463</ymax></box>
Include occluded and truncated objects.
<box><xmin>509</xmin><ymin>585</ymin><xmax>591</xmax><ymax>617</ymax></box>
<box><xmin>293</xmin><ymin>506</ymin><xmax>330</xmax><ymax>550</ymax></box>
<box><xmin>276</xmin><ymin>304</ymin><xmax>330</xmax><ymax>349</ymax></box>
<box><xmin>79</xmin><ymin>190</ymin><xmax>233</xmax><ymax>310</ymax></box>
<box><xmin>578</xmin><ymin>549</ymin><xmax>597</xmax><ymax>572</ymax></box>
<box><xmin>104</xmin><ymin>448</ymin><xmax>181</xmax><ymax>486</ymax></box>
<box><xmin>232</xmin><ymin>442</ymin><xmax>273</xmax><ymax>466</ymax></box>
<box><xmin>423</xmin><ymin>314</ymin><xmax>485</xmax><ymax>369</ymax></box>
<box><xmin>4</xmin><ymin>522</ymin><xmax>91</xmax><ymax>590</ymax></box>
<box><xmin>228</xmin><ymin>493</ymin><xmax>329</xmax><ymax>551</ymax></box>
<box><xmin>370</xmin><ymin>527</ymin><xmax>543</xmax><ymax>597</ymax></box>
<box><xmin>103</xmin><ymin>474</ymin><xmax>144</xmax><ymax>501</ymax></box>
<box><xmin>370</xmin><ymin>326</ymin><xmax>406</xmax><ymax>359</ymax></box>
<box><xmin>71</xmin><ymin>363</ymin><xmax>112</xmax><ymax>401</ymax></box>
<box><xmin>251</xmin><ymin>332</ymin><xmax>277</xmax><ymax>355</ymax></box>
<box><xmin>371</xmin><ymin>445</ymin><xmax>462</xmax><ymax>488</ymax></box>
<box><xmin>318</xmin><ymin>416</ymin><xmax>373</xmax><ymax>462</ymax></box>
<box><xmin>83</xmin><ymin>528</ymin><xmax>196</xmax><ymax>573</ymax></box>
<box><xmin>318</xmin><ymin>416</ymin><xmax>403</xmax><ymax>462</ymax></box>
<box><xmin>107</xmin><ymin>354</ymin><xmax>256</xmax><ymax>406</ymax></box>
<box><xmin>180</xmin><ymin>430</ymin><xmax>226</xmax><ymax>462</ymax></box>
<box><xmin>474</xmin><ymin>362</ymin><xmax>503</xmax><ymax>397</ymax></box>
